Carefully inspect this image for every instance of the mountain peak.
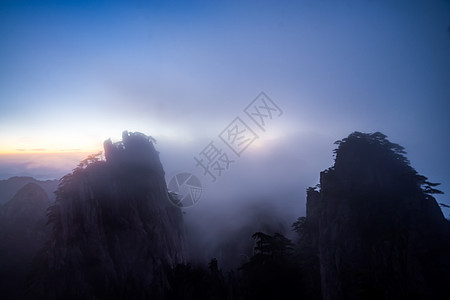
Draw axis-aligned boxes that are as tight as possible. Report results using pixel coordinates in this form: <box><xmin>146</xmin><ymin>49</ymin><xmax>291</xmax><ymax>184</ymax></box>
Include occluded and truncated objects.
<box><xmin>10</xmin><ymin>182</ymin><xmax>47</xmax><ymax>201</ymax></box>
<box><xmin>28</xmin><ymin>131</ymin><xmax>185</xmax><ymax>299</ymax></box>
<box><xmin>2</xmin><ymin>183</ymin><xmax>49</xmax><ymax>219</ymax></box>
<box><xmin>103</xmin><ymin>130</ymin><xmax>160</xmax><ymax>171</ymax></box>
<box><xmin>305</xmin><ymin>131</ymin><xmax>450</xmax><ymax>299</ymax></box>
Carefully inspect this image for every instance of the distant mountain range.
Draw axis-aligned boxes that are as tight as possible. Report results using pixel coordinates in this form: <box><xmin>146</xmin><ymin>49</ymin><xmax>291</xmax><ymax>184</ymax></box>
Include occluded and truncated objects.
<box><xmin>0</xmin><ymin>176</ymin><xmax>59</xmax><ymax>205</ymax></box>
<box><xmin>0</xmin><ymin>182</ymin><xmax>51</xmax><ymax>299</ymax></box>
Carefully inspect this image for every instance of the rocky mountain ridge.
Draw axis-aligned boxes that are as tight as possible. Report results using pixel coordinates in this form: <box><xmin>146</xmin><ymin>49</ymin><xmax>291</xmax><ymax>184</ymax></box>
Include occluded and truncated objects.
<box><xmin>27</xmin><ymin>131</ymin><xmax>186</xmax><ymax>299</ymax></box>
<box><xmin>304</xmin><ymin>132</ymin><xmax>450</xmax><ymax>299</ymax></box>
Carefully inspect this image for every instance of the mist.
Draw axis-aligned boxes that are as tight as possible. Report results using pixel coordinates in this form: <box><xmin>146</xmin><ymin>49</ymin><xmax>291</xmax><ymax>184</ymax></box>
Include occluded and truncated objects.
<box><xmin>1</xmin><ymin>0</ymin><xmax>450</xmax><ymax>299</ymax></box>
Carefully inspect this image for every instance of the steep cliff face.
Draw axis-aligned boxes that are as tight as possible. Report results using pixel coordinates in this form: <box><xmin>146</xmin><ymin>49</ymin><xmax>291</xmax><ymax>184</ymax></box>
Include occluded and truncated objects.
<box><xmin>306</xmin><ymin>132</ymin><xmax>450</xmax><ymax>300</ymax></box>
<box><xmin>29</xmin><ymin>131</ymin><xmax>185</xmax><ymax>299</ymax></box>
<box><xmin>0</xmin><ymin>183</ymin><xmax>50</xmax><ymax>299</ymax></box>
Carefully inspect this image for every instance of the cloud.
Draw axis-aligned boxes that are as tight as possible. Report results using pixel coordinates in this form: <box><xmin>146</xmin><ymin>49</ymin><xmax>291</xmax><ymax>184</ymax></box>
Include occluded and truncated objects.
<box><xmin>0</xmin><ymin>152</ymin><xmax>94</xmax><ymax>180</ymax></box>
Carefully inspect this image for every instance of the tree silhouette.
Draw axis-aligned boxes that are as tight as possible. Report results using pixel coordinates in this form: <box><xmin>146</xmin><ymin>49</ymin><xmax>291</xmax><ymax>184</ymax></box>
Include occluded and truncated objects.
<box><xmin>238</xmin><ymin>232</ymin><xmax>301</xmax><ymax>299</ymax></box>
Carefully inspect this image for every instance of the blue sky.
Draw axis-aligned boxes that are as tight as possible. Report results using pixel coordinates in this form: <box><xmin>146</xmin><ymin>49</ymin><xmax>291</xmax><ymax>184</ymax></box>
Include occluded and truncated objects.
<box><xmin>1</xmin><ymin>0</ymin><xmax>450</xmax><ymax>215</ymax></box>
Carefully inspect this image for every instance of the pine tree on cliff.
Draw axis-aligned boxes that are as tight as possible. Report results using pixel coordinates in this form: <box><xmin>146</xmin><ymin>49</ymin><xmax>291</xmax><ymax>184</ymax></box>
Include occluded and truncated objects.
<box><xmin>238</xmin><ymin>232</ymin><xmax>300</xmax><ymax>300</ymax></box>
<box><xmin>27</xmin><ymin>131</ymin><xmax>186</xmax><ymax>300</ymax></box>
<box><xmin>301</xmin><ymin>131</ymin><xmax>450</xmax><ymax>300</ymax></box>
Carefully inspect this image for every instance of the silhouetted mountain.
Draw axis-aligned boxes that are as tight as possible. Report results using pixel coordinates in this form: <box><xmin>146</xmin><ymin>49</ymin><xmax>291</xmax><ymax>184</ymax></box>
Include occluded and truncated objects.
<box><xmin>0</xmin><ymin>176</ymin><xmax>59</xmax><ymax>205</ymax></box>
<box><xmin>27</xmin><ymin>131</ymin><xmax>186</xmax><ymax>299</ymax></box>
<box><xmin>302</xmin><ymin>132</ymin><xmax>450</xmax><ymax>299</ymax></box>
<box><xmin>0</xmin><ymin>183</ymin><xmax>51</xmax><ymax>299</ymax></box>
<box><xmin>4</xmin><ymin>130</ymin><xmax>448</xmax><ymax>300</ymax></box>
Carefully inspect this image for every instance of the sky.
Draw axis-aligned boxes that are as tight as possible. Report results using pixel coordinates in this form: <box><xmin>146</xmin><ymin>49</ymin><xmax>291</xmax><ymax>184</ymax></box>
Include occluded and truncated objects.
<box><xmin>1</xmin><ymin>0</ymin><xmax>450</xmax><ymax>218</ymax></box>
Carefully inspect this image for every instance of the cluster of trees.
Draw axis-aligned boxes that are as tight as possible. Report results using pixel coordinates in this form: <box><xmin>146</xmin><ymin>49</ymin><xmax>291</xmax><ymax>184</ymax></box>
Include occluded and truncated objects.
<box><xmin>160</xmin><ymin>226</ymin><xmax>321</xmax><ymax>300</ymax></box>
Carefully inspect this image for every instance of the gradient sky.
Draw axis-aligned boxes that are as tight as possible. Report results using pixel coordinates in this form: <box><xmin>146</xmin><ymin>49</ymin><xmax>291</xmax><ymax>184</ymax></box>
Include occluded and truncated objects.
<box><xmin>1</xmin><ymin>0</ymin><xmax>450</xmax><ymax>215</ymax></box>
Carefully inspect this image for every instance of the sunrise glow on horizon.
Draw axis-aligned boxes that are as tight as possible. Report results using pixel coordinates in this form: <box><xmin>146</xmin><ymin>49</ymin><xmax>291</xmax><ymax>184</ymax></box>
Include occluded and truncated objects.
<box><xmin>0</xmin><ymin>0</ymin><xmax>449</xmax><ymax>204</ymax></box>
